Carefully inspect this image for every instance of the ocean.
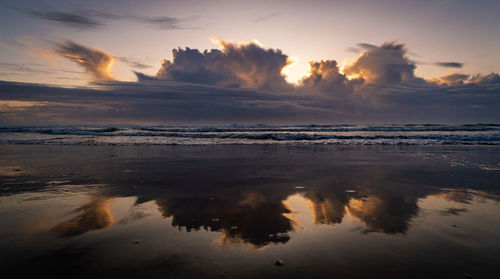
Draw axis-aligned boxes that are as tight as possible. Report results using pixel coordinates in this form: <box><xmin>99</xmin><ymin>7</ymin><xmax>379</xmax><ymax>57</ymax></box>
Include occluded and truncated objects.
<box><xmin>1</xmin><ymin>123</ymin><xmax>499</xmax><ymax>145</ymax></box>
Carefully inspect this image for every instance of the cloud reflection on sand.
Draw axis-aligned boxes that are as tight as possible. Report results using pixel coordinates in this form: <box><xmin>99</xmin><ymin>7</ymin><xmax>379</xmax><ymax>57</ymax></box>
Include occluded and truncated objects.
<box><xmin>155</xmin><ymin>192</ymin><xmax>293</xmax><ymax>247</ymax></box>
<box><xmin>1</xmin><ymin>145</ymin><xmax>498</xmax><ymax>251</ymax></box>
<box><xmin>45</xmin><ymin>184</ymin><xmax>499</xmax><ymax>246</ymax></box>
<box><xmin>52</xmin><ymin>197</ymin><xmax>114</xmax><ymax>238</ymax></box>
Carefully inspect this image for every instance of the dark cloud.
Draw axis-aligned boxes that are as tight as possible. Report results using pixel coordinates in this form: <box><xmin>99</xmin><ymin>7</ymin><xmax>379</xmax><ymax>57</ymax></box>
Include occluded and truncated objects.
<box><xmin>26</xmin><ymin>10</ymin><xmax>103</xmax><ymax>29</ymax></box>
<box><xmin>134</xmin><ymin>15</ymin><xmax>201</xmax><ymax>30</ymax></box>
<box><xmin>357</xmin><ymin>43</ymin><xmax>377</xmax><ymax>50</ymax></box>
<box><xmin>469</xmin><ymin>73</ymin><xmax>500</xmax><ymax>84</ymax></box>
<box><xmin>134</xmin><ymin>71</ymin><xmax>156</xmax><ymax>82</ymax></box>
<box><xmin>343</xmin><ymin>42</ymin><xmax>418</xmax><ymax>85</ymax></box>
<box><xmin>156</xmin><ymin>40</ymin><xmax>291</xmax><ymax>90</ymax></box>
<box><xmin>142</xmin><ymin>16</ymin><xmax>183</xmax><ymax>30</ymax></box>
<box><xmin>435</xmin><ymin>61</ymin><xmax>464</xmax><ymax>68</ymax></box>
<box><xmin>53</xmin><ymin>40</ymin><xmax>114</xmax><ymax>81</ymax></box>
<box><xmin>1</xmin><ymin>76</ymin><xmax>499</xmax><ymax>125</ymax></box>
<box><xmin>20</xmin><ymin>7</ymin><xmax>196</xmax><ymax>31</ymax></box>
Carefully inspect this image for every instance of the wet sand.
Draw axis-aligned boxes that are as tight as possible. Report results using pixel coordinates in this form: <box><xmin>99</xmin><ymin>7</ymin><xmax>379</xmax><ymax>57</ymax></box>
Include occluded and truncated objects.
<box><xmin>1</xmin><ymin>145</ymin><xmax>499</xmax><ymax>278</ymax></box>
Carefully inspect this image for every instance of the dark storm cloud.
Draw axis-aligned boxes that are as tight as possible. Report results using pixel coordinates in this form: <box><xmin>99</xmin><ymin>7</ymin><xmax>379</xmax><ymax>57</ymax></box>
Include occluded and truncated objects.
<box><xmin>156</xmin><ymin>40</ymin><xmax>291</xmax><ymax>90</ymax></box>
<box><xmin>53</xmin><ymin>40</ymin><xmax>114</xmax><ymax>81</ymax></box>
<box><xmin>435</xmin><ymin>61</ymin><xmax>464</xmax><ymax>68</ymax></box>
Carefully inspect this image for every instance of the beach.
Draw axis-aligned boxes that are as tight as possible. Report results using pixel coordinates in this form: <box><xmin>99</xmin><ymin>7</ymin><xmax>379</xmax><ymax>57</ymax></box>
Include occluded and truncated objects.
<box><xmin>3</xmin><ymin>0</ymin><xmax>500</xmax><ymax>277</ymax></box>
<box><xmin>1</xmin><ymin>144</ymin><xmax>499</xmax><ymax>278</ymax></box>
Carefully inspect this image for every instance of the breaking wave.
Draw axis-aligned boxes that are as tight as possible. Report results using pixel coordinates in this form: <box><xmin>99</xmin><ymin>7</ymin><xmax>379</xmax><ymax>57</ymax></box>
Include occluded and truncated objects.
<box><xmin>0</xmin><ymin>124</ymin><xmax>499</xmax><ymax>145</ymax></box>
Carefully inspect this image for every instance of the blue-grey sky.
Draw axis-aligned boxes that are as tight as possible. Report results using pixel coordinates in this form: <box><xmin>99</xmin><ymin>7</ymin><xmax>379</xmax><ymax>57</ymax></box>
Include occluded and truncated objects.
<box><xmin>0</xmin><ymin>0</ymin><xmax>499</xmax><ymax>124</ymax></box>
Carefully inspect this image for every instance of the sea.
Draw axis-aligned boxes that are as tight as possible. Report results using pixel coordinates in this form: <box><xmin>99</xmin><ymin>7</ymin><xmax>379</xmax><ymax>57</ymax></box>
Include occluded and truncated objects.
<box><xmin>1</xmin><ymin>123</ymin><xmax>499</xmax><ymax>145</ymax></box>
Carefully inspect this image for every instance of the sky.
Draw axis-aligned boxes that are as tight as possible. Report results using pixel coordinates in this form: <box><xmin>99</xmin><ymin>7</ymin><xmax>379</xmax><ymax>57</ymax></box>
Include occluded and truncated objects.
<box><xmin>0</xmin><ymin>0</ymin><xmax>499</xmax><ymax>124</ymax></box>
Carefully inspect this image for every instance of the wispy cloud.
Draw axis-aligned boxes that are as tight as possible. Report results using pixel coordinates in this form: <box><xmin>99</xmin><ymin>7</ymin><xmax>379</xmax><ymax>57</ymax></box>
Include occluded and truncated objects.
<box><xmin>116</xmin><ymin>57</ymin><xmax>152</xmax><ymax>69</ymax></box>
<box><xmin>345</xmin><ymin>43</ymin><xmax>378</xmax><ymax>54</ymax></box>
<box><xmin>253</xmin><ymin>11</ymin><xmax>280</xmax><ymax>23</ymax></box>
<box><xmin>0</xmin><ymin>61</ymin><xmax>82</xmax><ymax>75</ymax></box>
<box><xmin>25</xmin><ymin>10</ymin><xmax>104</xmax><ymax>29</ymax></box>
<box><xmin>141</xmin><ymin>16</ymin><xmax>183</xmax><ymax>30</ymax></box>
<box><xmin>19</xmin><ymin>7</ymin><xmax>201</xmax><ymax>31</ymax></box>
<box><xmin>53</xmin><ymin>40</ymin><xmax>115</xmax><ymax>81</ymax></box>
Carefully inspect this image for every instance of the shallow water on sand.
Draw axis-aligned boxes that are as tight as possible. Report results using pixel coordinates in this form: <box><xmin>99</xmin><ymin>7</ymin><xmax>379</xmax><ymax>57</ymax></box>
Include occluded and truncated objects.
<box><xmin>0</xmin><ymin>145</ymin><xmax>499</xmax><ymax>278</ymax></box>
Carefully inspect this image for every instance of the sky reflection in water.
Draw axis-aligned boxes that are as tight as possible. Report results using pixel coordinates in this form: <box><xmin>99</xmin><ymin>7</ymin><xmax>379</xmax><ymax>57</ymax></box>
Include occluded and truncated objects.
<box><xmin>0</xmin><ymin>145</ymin><xmax>499</xmax><ymax>278</ymax></box>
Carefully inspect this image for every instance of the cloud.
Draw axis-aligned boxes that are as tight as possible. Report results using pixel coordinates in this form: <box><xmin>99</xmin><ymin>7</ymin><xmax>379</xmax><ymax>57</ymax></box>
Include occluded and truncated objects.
<box><xmin>429</xmin><ymin>73</ymin><xmax>470</xmax><ymax>86</ymax></box>
<box><xmin>299</xmin><ymin>60</ymin><xmax>357</xmax><ymax>94</ymax></box>
<box><xmin>26</xmin><ymin>10</ymin><xmax>103</xmax><ymax>29</ymax></box>
<box><xmin>468</xmin><ymin>73</ymin><xmax>500</xmax><ymax>84</ymax></box>
<box><xmin>429</xmin><ymin>72</ymin><xmax>500</xmax><ymax>86</ymax></box>
<box><xmin>1</xmin><ymin>75</ymin><xmax>499</xmax><ymax>125</ymax></box>
<box><xmin>1</xmin><ymin>40</ymin><xmax>500</xmax><ymax>124</ymax></box>
<box><xmin>156</xmin><ymin>40</ymin><xmax>291</xmax><ymax>90</ymax></box>
<box><xmin>116</xmin><ymin>57</ymin><xmax>152</xmax><ymax>70</ymax></box>
<box><xmin>141</xmin><ymin>16</ymin><xmax>183</xmax><ymax>30</ymax></box>
<box><xmin>53</xmin><ymin>40</ymin><xmax>115</xmax><ymax>81</ymax></box>
<box><xmin>253</xmin><ymin>11</ymin><xmax>281</xmax><ymax>23</ymax></box>
<box><xmin>0</xmin><ymin>61</ymin><xmax>82</xmax><ymax>75</ymax></box>
<box><xmin>357</xmin><ymin>43</ymin><xmax>377</xmax><ymax>50</ymax></box>
<box><xmin>434</xmin><ymin>61</ymin><xmax>464</xmax><ymax>68</ymax></box>
<box><xmin>343</xmin><ymin>42</ymin><xmax>418</xmax><ymax>85</ymax></box>
<box><xmin>345</xmin><ymin>43</ymin><xmax>377</xmax><ymax>54</ymax></box>
<box><xmin>19</xmin><ymin>7</ymin><xmax>199</xmax><ymax>31</ymax></box>
<box><xmin>134</xmin><ymin>15</ymin><xmax>202</xmax><ymax>30</ymax></box>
